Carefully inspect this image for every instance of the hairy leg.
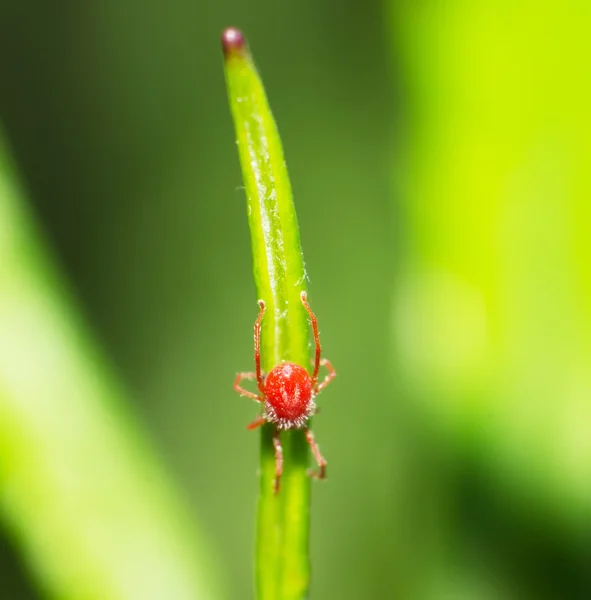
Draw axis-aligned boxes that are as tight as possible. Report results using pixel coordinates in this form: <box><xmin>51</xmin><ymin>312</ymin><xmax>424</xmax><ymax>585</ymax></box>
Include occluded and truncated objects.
<box><xmin>300</xmin><ymin>291</ymin><xmax>322</xmax><ymax>383</ymax></box>
<box><xmin>314</xmin><ymin>358</ymin><xmax>336</xmax><ymax>394</ymax></box>
<box><xmin>305</xmin><ymin>428</ymin><xmax>326</xmax><ymax>480</ymax></box>
<box><xmin>234</xmin><ymin>372</ymin><xmax>264</xmax><ymax>401</ymax></box>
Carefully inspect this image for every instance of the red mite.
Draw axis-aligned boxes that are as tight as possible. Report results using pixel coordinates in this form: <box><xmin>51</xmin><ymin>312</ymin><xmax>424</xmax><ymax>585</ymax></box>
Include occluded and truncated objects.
<box><xmin>234</xmin><ymin>291</ymin><xmax>336</xmax><ymax>493</ymax></box>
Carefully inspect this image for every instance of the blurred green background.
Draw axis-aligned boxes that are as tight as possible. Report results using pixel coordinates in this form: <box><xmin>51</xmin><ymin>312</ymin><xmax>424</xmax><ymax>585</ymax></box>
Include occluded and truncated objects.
<box><xmin>0</xmin><ymin>0</ymin><xmax>589</xmax><ymax>598</ymax></box>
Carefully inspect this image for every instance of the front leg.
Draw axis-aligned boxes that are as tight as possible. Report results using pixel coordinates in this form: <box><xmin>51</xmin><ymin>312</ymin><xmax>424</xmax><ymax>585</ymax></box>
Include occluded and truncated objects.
<box><xmin>234</xmin><ymin>372</ymin><xmax>264</xmax><ymax>401</ymax></box>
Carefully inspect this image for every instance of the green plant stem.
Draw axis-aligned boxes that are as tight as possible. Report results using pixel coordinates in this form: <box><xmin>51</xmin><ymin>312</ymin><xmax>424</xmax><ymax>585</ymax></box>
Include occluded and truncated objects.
<box><xmin>0</xmin><ymin>131</ymin><xmax>219</xmax><ymax>600</ymax></box>
<box><xmin>222</xmin><ymin>28</ymin><xmax>311</xmax><ymax>600</ymax></box>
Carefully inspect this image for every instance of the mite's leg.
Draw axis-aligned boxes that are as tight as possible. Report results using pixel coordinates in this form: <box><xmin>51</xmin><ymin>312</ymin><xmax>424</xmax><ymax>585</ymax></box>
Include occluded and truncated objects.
<box><xmin>254</xmin><ymin>300</ymin><xmax>266</xmax><ymax>393</ymax></box>
<box><xmin>314</xmin><ymin>358</ymin><xmax>336</xmax><ymax>394</ymax></box>
<box><xmin>234</xmin><ymin>372</ymin><xmax>264</xmax><ymax>401</ymax></box>
<box><xmin>247</xmin><ymin>415</ymin><xmax>267</xmax><ymax>430</ymax></box>
<box><xmin>305</xmin><ymin>428</ymin><xmax>326</xmax><ymax>480</ymax></box>
<box><xmin>273</xmin><ymin>429</ymin><xmax>283</xmax><ymax>494</ymax></box>
<box><xmin>300</xmin><ymin>291</ymin><xmax>322</xmax><ymax>384</ymax></box>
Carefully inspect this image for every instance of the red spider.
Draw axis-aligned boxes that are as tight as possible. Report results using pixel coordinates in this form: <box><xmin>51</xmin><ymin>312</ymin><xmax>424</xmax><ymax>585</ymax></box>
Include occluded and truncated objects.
<box><xmin>234</xmin><ymin>291</ymin><xmax>336</xmax><ymax>493</ymax></box>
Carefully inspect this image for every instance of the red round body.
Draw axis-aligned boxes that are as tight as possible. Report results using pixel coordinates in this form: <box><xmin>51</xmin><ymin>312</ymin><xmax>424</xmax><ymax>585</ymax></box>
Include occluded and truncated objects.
<box><xmin>264</xmin><ymin>362</ymin><xmax>314</xmax><ymax>430</ymax></box>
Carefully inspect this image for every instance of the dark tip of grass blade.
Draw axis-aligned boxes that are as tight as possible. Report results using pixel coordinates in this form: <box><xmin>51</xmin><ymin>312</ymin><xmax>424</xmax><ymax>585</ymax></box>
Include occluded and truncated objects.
<box><xmin>221</xmin><ymin>27</ymin><xmax>247</xmax><ymax>58</ymax></box>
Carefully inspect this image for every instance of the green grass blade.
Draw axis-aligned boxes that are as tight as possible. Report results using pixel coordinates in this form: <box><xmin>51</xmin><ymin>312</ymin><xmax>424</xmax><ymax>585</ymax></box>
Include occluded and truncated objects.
<box><xmin>222</xmin><ymin>27</ymin><xmax>311</xmax><ymax>600</ymax></box>
<box><xmin>0</xmin><ymin>131</ymin><xmax>220</xmax><ymax>600</ymax></box>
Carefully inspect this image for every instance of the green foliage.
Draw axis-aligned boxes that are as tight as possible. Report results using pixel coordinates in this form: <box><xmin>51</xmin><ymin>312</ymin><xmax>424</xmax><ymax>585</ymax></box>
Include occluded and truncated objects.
<box><xmin>388</xmin><ymin>1</ymin><xmax>591</xmax><ymax>596</ymax></box>
<box><xmin>222</xmin><ymin>29</ymin><xmax>311</xmax><ymax>600</ymax></box>
<box><xmin>391</xmin><ymin>0</ymin><xmax>591</xmax><ymax>527</ymax></box>
<box><xmin>0</xmin><ymin>133</ymin><xmax>219</xmax><ymax>600</ymax></box>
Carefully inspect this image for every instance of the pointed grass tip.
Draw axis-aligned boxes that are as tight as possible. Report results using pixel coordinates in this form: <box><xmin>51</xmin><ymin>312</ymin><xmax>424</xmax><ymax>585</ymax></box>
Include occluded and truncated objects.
<box><xmin>221</xmin><ymin>27</ymin><xmax>247</xmax><ymax>58</ymax></box>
